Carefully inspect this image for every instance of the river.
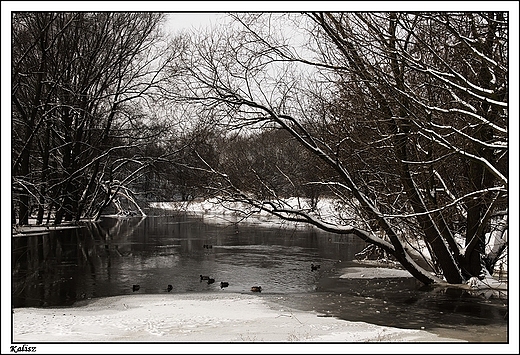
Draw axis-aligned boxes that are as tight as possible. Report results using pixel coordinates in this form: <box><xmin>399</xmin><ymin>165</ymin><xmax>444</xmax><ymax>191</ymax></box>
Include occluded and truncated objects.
<box><xmin>11</xmin><ymin>212</ymin><xmax>508</xmax><ymax>342</ymax></box>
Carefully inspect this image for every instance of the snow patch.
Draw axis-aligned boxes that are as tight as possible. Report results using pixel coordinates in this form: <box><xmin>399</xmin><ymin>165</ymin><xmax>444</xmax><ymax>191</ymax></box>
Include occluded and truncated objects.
<box><xmin>13</xmin><ymin>293</ymin><xmax>463</xmax><ymax>343</ymax></box>
<box><xmin>339</xmin><ymin>266</ymin><xmax>413</xmax><ymax>279</ymax></box>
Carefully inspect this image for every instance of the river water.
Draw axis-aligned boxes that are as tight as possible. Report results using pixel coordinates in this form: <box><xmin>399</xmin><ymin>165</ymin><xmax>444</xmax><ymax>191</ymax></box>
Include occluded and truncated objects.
<box><xmin>11</xmin><ymin>213</ymin><xmax>508</xmax><ymax>342</ymax></box>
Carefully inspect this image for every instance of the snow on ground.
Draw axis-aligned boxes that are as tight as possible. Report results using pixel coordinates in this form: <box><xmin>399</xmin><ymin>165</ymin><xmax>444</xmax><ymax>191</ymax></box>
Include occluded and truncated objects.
<box><xmin>13</xmin><ymin>292</ymin><xmax>461</xmax><ymax>343</ymax></box>
<box><xmin>150</xmin><ymin>197</ymin><xmax>339</xmax><ymax>225</ymax></box>
<box><xmin>12</xmin><ymin>222</ymin><xmax>81</xmax><ymax>237</ymax></box>
<box><xmin>339</xmin><ymin>266</ymin><xmax>413</xmax><ymax>279</ymax></box>
<box><xmin>9</xmin><ymin>266</ymin><xmax>516</xmax><ymax>354</ymax></box>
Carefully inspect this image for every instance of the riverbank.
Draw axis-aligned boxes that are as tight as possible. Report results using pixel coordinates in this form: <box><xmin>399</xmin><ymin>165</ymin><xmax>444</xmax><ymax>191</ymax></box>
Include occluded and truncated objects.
<box><xmin>11</xmin><ymin>292</ymin><xmax>468</xmax><ymax>352</ymax></box>
<box><xmin>13</xmin><ymin>292</ymin><xmax>463</xmax><ymax>343</ymax></box>
<box><xmin>11</xmin><ymin>291</ymin><xmax>517</xmax><ymax>354</ymax></box>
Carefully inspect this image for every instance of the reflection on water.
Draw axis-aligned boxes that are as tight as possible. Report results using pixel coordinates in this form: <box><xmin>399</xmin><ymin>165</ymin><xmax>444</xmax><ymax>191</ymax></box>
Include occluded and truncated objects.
<box><xmin>12</xmin><ymin>214</ymin><xmax>364</xmax><ymax>306</ymax></box>
<box><xmin>266</xmin><ymin>272</ymin><xmax>508</xmax><ymax>342</ymax></box>
<box><xmin>12</xmin><ymin>213</ymin><xmax>508</xmax><ymax>342</ymax></box>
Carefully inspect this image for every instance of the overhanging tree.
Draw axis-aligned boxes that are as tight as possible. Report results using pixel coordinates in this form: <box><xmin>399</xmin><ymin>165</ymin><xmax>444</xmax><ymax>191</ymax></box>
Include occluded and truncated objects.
<box><xmin>170</xmin><ymin>12</ymin><xmax>508</xmax><ymax>285</ymax></box>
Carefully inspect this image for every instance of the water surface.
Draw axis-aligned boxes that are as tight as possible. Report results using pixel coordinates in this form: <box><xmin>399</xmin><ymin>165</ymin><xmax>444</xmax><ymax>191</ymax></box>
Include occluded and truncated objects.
<box><xmin>11</xmin><ymin>213</ymin><xmax>508</xmax><ymax>342</ymax></box>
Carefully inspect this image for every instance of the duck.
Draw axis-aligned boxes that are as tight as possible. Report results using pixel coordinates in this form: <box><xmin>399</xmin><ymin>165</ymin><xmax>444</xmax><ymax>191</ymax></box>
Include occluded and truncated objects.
<box><xmin>311</xmin><ymin>263</ymin><xmax>321</xmax><ymax>271</ymax></box>
<box><xmin>203</xmin><ymin>244</ymin><xmax>213</xmax><ymax>249</ymax></box>
<box><xmin>132</xmin><ymin>285</ymin><xmax>140</xmax><ymax>292</ymax></box>
<box><xmin>167</xmin><ymin>284</ymin><xmax>173</xmax><ymax>292</ymax></box>
<box><xmin>251</xmin><ymin>286</ymin><xmax>262</xmax><ymax>292</ymax></box>
<box><xmin>220</xmin><ymin>282</ymin><xmax>229</xmax><ymax>289</ymax></box>
<box><xmin>200</xmin><ymin>275</ymin><xmax>210</xmax><ymax>281</ymax></box>
<box><xmin>207</xmin><ymin>278</ymin><xmax>215</xmax><ymax>284</ymax></box>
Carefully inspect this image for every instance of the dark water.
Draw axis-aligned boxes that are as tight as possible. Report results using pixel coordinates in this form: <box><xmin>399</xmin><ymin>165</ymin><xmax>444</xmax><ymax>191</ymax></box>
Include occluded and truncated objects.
<box><xmin>12</xmin><ymin>213</ymin><xmax>508</xmax><ymax>342</ymax></box>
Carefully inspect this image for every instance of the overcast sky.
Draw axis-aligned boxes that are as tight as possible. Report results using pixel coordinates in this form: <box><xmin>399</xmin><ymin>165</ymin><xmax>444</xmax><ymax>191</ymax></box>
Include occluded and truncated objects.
<box><xmin>165</xmin><ymin>13</ymin><xmax>229</xmax><ymax>33</ymax></box>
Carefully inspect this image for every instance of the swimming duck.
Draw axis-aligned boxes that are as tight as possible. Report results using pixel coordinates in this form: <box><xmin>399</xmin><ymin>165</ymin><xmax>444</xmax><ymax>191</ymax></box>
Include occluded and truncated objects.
<box><xmin>251</xmin><ymin>286</ymin><xmax>262</xmax><ymax>292</ymax></box>
<box><xmin>207</xmin><ymin>278</ymin><xmax>215</xmax><ymax>284</ymax></box>
<box><xmin>167</xmin><ymin>284</ymin><xmax>173</xmax><ymax>292</ymax></box>
<box><xmin>132</xmin><ymin>285</ymin><xmax>140</xmax><ymax>292</ymax></box>
<box><xmin>311</xmin><ymin>263</ymin><xmax>321</xmax><ymax>271</ymax></box>
<box><xmin>203</xmin><ymin>244</ymin><xmax>213</xmax><ymax>249</ymax></box>
<box><xmin>200</xmin><ymin>275</ymin><xmax>210</xmax><ymax>281</ymax></box>
<box><xmin>220</xmin><ymin>282</ymin><xmax>229</xmax><ymax>289</ymax></box>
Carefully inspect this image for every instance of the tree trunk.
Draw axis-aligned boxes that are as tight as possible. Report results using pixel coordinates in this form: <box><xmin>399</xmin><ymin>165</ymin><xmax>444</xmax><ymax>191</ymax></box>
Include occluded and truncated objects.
<box><xmin>54</xmin><ymin>107</ymin><xmax>74</xmax><ymax>225</ymax></box>
<box><xmin>37</xmin><ymin>122</ymin><xmax>51</xmax><ymax>224</ymax></box>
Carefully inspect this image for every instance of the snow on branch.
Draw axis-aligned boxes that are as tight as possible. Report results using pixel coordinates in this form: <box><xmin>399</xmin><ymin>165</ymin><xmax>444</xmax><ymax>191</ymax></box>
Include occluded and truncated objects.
<box><xmin>382</xmin><ymin>186</ymin><xmax>506</xmax><ymax>219</ymax></box>
<box><xmin>433</xmin><ymin>169</ymin><xmax>467</xmax><ymax>218</ymax></box>
<box><xmin>396</xmin><ymin>83</ymin><xmax>507</xmax><ymax>134</ymax></box>
<box><xmin>427</xmin><ymin>121</ymin><xmax>507</xmax><ymax>150</ymax></box>
<box><xmin>421</xmin><ymin>68</ymin><xmax>507</xmax><ymax>109</ymax></box>
<box><xmin>437</xmin><ymin>15</ymin><xmax>506</xmax><ymax>72</ymax></box>
<box><xmin>416</xmin><ymin>128</ymin><xmax>508</xmax><ymax>187</ymax></box>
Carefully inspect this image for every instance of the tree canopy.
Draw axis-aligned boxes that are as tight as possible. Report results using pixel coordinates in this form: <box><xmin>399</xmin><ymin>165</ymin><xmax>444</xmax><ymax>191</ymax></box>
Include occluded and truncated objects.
<box><xmin>166</xmin><ymin>12</ymin><xmax>508</xmax><ymax>285</ymax></box>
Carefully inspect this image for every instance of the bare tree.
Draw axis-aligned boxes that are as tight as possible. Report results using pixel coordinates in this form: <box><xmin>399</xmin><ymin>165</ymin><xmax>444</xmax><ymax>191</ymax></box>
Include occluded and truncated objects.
<box><xmin>170</xmin><ymin>12</ymin><xmax>508</xmax><ymax>285</ymax></box>
<box><xmin>12</xmin><ymin>12</ymin><xmax>179</xmax><ymax>224</ymax></box>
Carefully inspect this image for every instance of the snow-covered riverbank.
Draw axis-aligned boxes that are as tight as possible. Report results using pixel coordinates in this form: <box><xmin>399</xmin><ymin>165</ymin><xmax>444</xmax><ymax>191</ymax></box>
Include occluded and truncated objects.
<box><xmin>12</xmin><ymin>292</ymin><xmax>463</xmax><ymax>343</ymax></box>
<box><xmin>11</xmin><ymin>290</ymin><xmax>517</xmax><ymax>354</ymax></box>
<box><xmin>150</xmin><ymin>197</ymin><xmax>338</xmax><ymax>221</ymax></box>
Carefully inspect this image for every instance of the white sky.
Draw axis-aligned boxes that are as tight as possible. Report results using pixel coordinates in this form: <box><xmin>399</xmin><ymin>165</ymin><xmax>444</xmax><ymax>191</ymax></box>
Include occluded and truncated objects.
<box><xmin>165</xmin><ymin>13</ymin><xmax>229</xmax><ymax>33</ymax></box>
